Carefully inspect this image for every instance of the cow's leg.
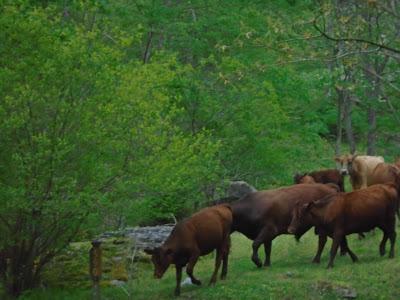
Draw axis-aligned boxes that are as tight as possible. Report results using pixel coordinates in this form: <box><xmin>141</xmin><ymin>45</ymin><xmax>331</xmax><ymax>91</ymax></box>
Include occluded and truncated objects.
<box><xmin>220</xmin><ymin>237</ymin><xmax>230</xmax><ymax>280</ymax></box>
<box><xmin>340</xmin><ymin>238</ymin><xmax>348</xmax><ymax>256</ymax></box>
<box><xmin>186</xmin><ymin>252</ymin><xmax>201</xmax><ymax>285</ymax></box>
<box><xmin>175</xmin><ymin>265</ymin><xmax>182</xmax><ymax>296</ymax></box>
<box><xmin>251</xmin><ymin>227</ymin><xmax>267</xmax><ymax>268</ymax></box>
<box><xmin>379</xmin><ymin>232</ymin><xmax>388</xmax><ymax>256</ymax></box>
<box><xmin>327</xmin><ymin>232</ymin><xmax>343</xmax><ymax>268</ymax></box>
<box><xmin>312</xmin><ymin>234</ymin><xmax>327</xmax><ymax>264</ymax></box>
<box><xmin>209</xmin><ymin>248</ymin><xmax>223</xmax><ymax>285</ymax></box>
<box><xmin>388</xmin><ymin>231</ymin><xmax>396</xmax><ymax>258</ymax></box>
<box><xmin>341</xmin><ymin>236</ymin><xmax>358</xmax><ymax>262</ymax></box>
<box><xmin>251</xmin><ymin>226</ymin><xmax>276</xmax><ymax>268</ymax></box>
<box><xmin>263</xmin><ymin>240</ymin><xmax>272</xmax><ymax>267</ymax></box>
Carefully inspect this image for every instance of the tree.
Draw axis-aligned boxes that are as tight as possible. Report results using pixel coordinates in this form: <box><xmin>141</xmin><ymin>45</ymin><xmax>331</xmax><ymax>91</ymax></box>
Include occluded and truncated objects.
<box><xmin>0</xmin><ymin>3</ymin><xmax>221</xmax><ymax>295</ymax></box>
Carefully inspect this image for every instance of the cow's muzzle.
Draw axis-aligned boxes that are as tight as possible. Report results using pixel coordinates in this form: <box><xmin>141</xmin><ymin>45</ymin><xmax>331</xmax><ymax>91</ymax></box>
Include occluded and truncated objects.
<box><xmin>340</xmin><ymin>169</ymin><xmax>349</xmax><ymax>176</ymax></box>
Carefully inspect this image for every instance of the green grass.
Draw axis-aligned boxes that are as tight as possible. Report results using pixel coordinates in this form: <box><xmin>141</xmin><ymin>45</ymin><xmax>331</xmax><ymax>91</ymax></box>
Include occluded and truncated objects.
<box><xmin>18</xmin><ymin>230</ymin><xmax>400</xmax><ymax>300</ymax></box>
<box><xmin>130</xmin><ymin>232</ymin><xmax>400</xmax><ymax>300</ymax></box>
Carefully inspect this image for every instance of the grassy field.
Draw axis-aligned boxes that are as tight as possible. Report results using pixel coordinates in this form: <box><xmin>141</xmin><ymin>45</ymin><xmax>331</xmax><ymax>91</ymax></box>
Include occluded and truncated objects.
<box><xmin>19</xmin><ymin>230</ymin><xmax>400</xmax><ymax>300</ymax></box>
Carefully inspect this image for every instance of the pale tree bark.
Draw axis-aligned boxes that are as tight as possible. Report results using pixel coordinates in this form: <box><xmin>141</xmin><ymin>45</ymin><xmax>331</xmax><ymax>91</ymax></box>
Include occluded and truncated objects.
<box><xmin>361</xmin><ymin>5</ymin><xmax>390</xmax><ymax>155</ymax></box>
<box><xmin>334</xmin><ymin>0</ymin><xmax>357</xmax><ymax>154</ymax></box>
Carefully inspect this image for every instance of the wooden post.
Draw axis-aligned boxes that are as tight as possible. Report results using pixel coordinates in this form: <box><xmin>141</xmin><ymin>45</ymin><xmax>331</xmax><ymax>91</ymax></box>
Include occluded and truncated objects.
<box><xmin>90</xmin><ymin>240</ymin><xmax>102</xmax><ymax>300</ymax></box>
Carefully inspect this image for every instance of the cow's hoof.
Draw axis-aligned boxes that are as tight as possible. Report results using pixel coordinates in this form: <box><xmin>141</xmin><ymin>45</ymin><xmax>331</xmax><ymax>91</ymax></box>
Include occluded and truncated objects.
<box><xmin>191</xmin><ymin>278</ymin><xmax>202</xmax><ymax>286</ymax></box>
<box><xmin>174</xmin><ymin>290</ymin><xmax>180</xmax><ymax>296</ymax></box>
<box><xmin>326</xmin><ymin>264</ymin><xmax>334</xmax><ymax>269</ymax></box>
<box><xmin>340</xmin><ymin>251</ymin><xmax>347</xmax><ymax>256</ymax></box>
<box><xmin>312</xmin><ymin>258</ymin><xmax>320</xmax><ymax>264</ymax></box>
<box><xmin>252</xmin><ymin>257</ymin><xmax>262</xmax><ymax>268</ymax></box>
<box><xmin>263</xmin><ymin>262</ymin><xmax>271</xmax><ymax>267</ymax></box>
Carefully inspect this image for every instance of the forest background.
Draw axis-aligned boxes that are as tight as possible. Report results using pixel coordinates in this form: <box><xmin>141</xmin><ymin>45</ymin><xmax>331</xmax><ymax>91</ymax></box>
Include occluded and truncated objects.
<box><xmin>0</xmin><ymin>0</ymin><xmax>399</xmax><ymax>296</ymax></box>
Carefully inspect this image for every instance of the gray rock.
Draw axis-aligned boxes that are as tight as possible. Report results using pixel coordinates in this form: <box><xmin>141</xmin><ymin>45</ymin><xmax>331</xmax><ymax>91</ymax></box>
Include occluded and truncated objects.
<box><xmin>227</xmin><ymin>181</ymin><xmax>257</xmax><ymax>199</ymax></box>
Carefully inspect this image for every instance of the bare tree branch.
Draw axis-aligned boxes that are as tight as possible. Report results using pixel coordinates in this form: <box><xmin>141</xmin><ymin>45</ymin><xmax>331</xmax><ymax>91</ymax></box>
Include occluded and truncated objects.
<box><xmin>313</xmin><ymin>17</ymin><xmax>400</xmax><ymax>54</ymax></box>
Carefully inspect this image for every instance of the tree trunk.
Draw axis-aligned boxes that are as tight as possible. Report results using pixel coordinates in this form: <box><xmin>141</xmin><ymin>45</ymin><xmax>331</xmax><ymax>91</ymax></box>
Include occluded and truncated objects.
<box><xmin>143</xmin><ymin>30</ymin><xmax>154</xmax><ymax>64</ymax></box>
<box><xmin>343</xmin><ymin>92</ymin><xmax>356</xmax><ymax>154</ymax></box>
<box><xmin>335</xmin><ymin>93</ymin><xmax>344</xmax><ymax>156</ymax></box>
<box><xmin>366</xmin><ymin>107</ymin><xmax>376</xmax><ymax>155</ymax></box>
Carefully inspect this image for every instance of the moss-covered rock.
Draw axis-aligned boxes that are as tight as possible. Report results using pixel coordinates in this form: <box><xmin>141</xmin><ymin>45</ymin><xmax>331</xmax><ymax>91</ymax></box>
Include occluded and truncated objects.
<box><xmin>41</xmin><ymin>237</ymin><xmax>135</xmax><ymax>289</ymax></box>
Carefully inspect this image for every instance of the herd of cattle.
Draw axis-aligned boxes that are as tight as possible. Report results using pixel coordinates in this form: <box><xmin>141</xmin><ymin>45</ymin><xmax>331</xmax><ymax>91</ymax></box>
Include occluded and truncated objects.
<box><xmin>145</xmin><ymin>154</ymin><xmax>400</xmax><ymax>296</ymax></box>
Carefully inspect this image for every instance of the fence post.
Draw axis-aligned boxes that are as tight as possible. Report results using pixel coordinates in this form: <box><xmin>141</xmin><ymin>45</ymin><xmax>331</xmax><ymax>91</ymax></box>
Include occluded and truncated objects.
<box><xmin>90</xmin><ymin>240</ymin><xmax>102</xmax><ymax>300</ymax></box>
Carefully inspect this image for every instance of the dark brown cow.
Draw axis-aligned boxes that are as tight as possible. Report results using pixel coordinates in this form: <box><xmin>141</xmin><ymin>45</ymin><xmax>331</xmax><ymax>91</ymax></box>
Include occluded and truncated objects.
<box><xmin>288</xmin><ymin>178</ymin><xmax>400</xmax><ymax>268</ymax></box>
<box><xmin>230</xmin><ymin>183</ymin><xmax>339</xmax><ymax>268</ymax></box>
<box><xmin>144</xmin><ymin>204</ymin><xmax>232</xmax><ymax>296</ymax></box>
<box><xmin>294</xmin><ymin>169</ymin><xmax>345</xmax><ymax>192</ymax></box>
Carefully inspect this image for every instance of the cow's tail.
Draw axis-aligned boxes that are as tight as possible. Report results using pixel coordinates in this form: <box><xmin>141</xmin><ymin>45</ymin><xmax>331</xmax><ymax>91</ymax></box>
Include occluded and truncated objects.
<box><xmin>389</xmin><ymin>165</ymin><xmax>400</xmax><ymax>219</ymax></box>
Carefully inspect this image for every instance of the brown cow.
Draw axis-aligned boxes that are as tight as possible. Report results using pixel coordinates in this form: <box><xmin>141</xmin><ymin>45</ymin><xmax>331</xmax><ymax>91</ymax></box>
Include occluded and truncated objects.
<box><xmin>288</xmin><ymin>179</ymin><xmax>400</xmax><ymax>268</ymax></box>
<box><xmin>294</xmin><ymin>169</ymin><xmax>345</xmax><ymax>192</ymax></box>
<box><xmin>230</xmin><ymin>183</ymin><xmax>339</xmax><ymax>268</ymax></box>
<box><xmin>335</xmin><ymin>154</ymin><xmax>384</xmax><ymax>190</ymax></box>
<box><xmin>144</xmin><ymin>204</ymin><xmax>232</xmax><ymax>296</ymax></box>
<box><xmin>369</xmin><ymin>162</ymin><xmax>400</xmax><ymax>186</ymax></box>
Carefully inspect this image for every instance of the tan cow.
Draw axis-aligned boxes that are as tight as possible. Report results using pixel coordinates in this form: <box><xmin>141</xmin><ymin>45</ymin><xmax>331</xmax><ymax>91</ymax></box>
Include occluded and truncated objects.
<box><xmin>335</xmin><ymin>154</ymin><xmax>384</xmax><ymax>190</ymax></box>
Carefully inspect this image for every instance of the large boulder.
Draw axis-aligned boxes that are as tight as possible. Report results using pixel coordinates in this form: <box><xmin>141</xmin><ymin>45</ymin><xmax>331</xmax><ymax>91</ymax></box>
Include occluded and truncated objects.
<box><xmin>227</xmin><ymin>180</ymin><xmax>257</xmax><ymax>199</ymax></box>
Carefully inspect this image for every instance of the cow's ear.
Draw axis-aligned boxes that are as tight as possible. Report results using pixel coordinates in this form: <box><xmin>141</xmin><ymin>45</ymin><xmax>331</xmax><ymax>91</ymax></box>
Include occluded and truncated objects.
<box><xmin>144</xmin><ymin>248</ymin><xmax>155</xmax><ymax>255</ymax></box>
<box><xmin>334</xmin><ymin>156</ymin><xmax>341</xmax><ymax>162</ymax></box>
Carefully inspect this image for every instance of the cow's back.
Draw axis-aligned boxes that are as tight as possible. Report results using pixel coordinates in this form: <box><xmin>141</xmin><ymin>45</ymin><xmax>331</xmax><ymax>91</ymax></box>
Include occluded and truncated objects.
<box><xmin>325</xmin><ymin>184</ymin><xmax>398</xmax><ymax>233</ymax></box>
<box><xmin>185</xmin><ymin>205</ymin><xmax>232</xmax><ymax>255</ymax></box>
<box><xmin>231</xmin><ymin>184</ymin><xmax>338</xmax><ymax>239</ymax></box>
<box><xmin>354</xmin><ymin>156</ymin><xmax>384</xmax><ymax>174</ymax></box>
<box><xmin>368</xmin><ymin>163</ymin><xmax>400</xmax><ymax>186</ymax></box>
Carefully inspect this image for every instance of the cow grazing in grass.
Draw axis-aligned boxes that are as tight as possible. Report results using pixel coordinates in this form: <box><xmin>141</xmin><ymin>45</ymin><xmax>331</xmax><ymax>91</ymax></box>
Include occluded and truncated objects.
<box><xmin>230</xmin><ymin>183</ymin><xmax>339</xmax><ymax>268</ymax></box>
<box><xmin>335</xmin><ymin>154</ymin><xmax>384</xmax><ymax>190</ymax></box>
<box><xmin>294</xmin><ymin>169</ymin><xmax>345</xmax><ymax>192</ymax></box>
<box><xmin>144</xmin><ymin>204</ymin><xmax>232</xmax><ymax>296</ymax></box>
<box><xmin>288</xmin><ymin>175</ymin><xmax>400</xmax><ymax>268</ymax></box>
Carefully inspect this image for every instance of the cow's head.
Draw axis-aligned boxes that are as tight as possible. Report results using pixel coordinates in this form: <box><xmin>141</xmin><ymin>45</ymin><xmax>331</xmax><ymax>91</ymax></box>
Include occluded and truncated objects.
<box><xmin>288</xmin><ymin>201</ymin><xmax>314</xmax><ymax>237</ymax></box>
<box><xmin>144</xmin><ymin>246</ymin><xmax>173</xmax><ymax>279</ymax></box>
<box><xmin>334</xmin><ymin>154</ymin><xmax>357</xmax><ymax>176</ymax></box>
